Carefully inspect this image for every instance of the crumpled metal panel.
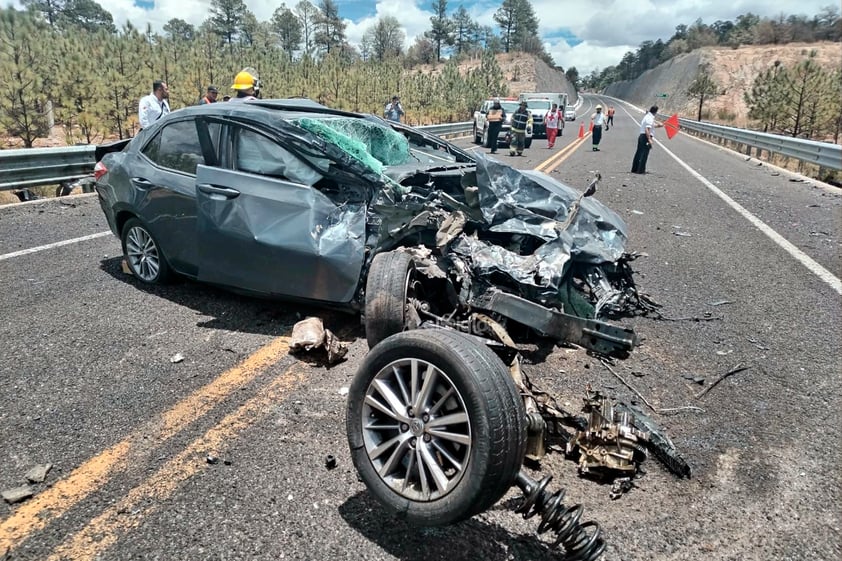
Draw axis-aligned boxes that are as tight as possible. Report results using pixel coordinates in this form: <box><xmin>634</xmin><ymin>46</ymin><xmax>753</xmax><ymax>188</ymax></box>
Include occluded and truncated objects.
<box><xmin>195</xmin><ymin>166</ymin><xmax>365</xmax><ymax>303</ymax></box>
<box><xmin>451</xmin><ymin>235</ymin><xmax>571</xmax><ymax>292</ymax></box>
<box><xmin>473</xmin><ymin>156</ymin><xmax>628</xmax><ymax>263</ymax></box>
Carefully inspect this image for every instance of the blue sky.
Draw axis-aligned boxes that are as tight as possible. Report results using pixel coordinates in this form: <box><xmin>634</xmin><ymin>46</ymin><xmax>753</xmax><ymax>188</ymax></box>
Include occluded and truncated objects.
<box><xmin>7</xmin><ymin>0</ymin><xmax>836</xmax><ymax>73</ymax></box>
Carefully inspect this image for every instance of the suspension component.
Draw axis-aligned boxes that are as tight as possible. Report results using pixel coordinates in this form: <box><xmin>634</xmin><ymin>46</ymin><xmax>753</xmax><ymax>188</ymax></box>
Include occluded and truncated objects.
<box><xmin>513</xmin><ymin>470</ymin><xmax>606</xmax><ymax>561</ymax></box>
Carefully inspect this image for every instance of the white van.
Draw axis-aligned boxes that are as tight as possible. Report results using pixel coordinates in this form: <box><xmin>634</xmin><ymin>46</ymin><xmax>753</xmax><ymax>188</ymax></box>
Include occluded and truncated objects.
<box><xmin>518</xmin><ymin>92</ymin><xmax>569</xmax><ymax>137</ymax></box>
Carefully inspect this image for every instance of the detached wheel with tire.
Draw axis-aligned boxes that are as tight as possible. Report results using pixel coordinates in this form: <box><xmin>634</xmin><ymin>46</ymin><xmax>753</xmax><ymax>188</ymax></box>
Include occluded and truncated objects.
<box><xmin>364</xmin><ymin>251</ymin><xmax>415</xmax><ymax>349</ymax></box>
<box><xmin>121</xmin><ymin>217</ymin><xmax>171</xmax><ymax>284</ymax></box>
<box><xmin>346</xmin><ymin>329</ymin><xmax>527</xmax><ymax>526</ymax></box>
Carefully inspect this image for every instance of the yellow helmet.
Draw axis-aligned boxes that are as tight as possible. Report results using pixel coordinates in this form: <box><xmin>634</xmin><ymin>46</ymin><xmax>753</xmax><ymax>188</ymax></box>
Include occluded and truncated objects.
<box><xmin>232</xmin><ymin>68</ymin><xmax>259</xmax><ymax>91</ymax></box>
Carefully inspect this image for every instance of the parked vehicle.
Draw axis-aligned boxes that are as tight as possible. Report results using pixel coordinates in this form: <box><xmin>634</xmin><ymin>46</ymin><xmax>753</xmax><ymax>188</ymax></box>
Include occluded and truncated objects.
<box><xmin>472</xmin><ymin>98</ymin><xmax>532</xmax><ymax>148</ymax></box>
<box><xmin>565</xmin><ymin>106</ymin><xmax>577</xmax><ymax>121</ymax></box>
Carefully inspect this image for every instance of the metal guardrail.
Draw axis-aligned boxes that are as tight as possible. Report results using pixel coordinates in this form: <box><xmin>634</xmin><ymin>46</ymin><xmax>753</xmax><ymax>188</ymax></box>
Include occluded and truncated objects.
<box><xmin>671</xmin><ymin>117</ymin><xmax>841</xmax><ymax>171</ymax></box>
<box><xmin>0</xmin><ymin>122</ymin><xmax>474</xmax><ymax>193</ymax></box>
<box><xmin>0</xmin><ymin>145</ymin><xmax>96</xmax><ymax>191</ymax></box>
<box><xmin>416</xmin><ymin>121</ymin><xmax>472</xmax><ymax>138</ymax></box>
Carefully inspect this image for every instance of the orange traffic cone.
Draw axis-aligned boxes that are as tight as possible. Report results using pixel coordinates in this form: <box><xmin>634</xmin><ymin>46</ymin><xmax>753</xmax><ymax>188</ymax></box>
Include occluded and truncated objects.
<box><xmin>588</xmin><ymin>120</ymin><xmax>594</xmax><ymax>133</ymax></box>
<box><xmin>578</xmin><ymin>121</ymin><xmax>585</xmax><ymax>139</ymax></box>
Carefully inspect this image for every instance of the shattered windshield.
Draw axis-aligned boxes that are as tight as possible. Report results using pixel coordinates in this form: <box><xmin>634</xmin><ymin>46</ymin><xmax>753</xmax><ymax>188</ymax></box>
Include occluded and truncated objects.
<box><xmin>296</xmin><ymin>116</ymin><xmax>412</xmax><ymax>174</ymax></box>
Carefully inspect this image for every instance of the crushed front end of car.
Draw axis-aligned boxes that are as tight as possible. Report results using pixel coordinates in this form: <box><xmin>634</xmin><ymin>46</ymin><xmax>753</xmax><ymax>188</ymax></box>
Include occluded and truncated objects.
<box><xmin>293</xmin><ymin>115</ymin><xmax>650</xmax><ymax>356</ymax></box>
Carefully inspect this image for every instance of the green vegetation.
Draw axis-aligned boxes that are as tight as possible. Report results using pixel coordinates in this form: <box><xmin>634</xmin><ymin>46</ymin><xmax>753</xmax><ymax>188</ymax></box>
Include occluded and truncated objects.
<box><xmin>0</xmin><ymin>0</ymin><xmax>548</xmax><ymax>148</ymax></box>
<box><xmin>581</xmin><ymin>7</ymin><xmax>841</xmax><ymax>90</ymax></box>
<box><xmin>744</xmin><ymin>51</ymin><xmax>842</xmax><ymax>142</ymax></box>
<box><xmin>687</xmin><ymin>64</ymin><xmax>721</xmax><ymax>121</ymax></box>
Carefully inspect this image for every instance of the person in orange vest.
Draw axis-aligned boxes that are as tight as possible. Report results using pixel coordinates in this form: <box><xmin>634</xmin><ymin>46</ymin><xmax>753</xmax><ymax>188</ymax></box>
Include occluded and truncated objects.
<box><xmin>606</xmin><ymin>105</ymin><xmax>615</xmax><ymax>130</ymax></box>
<box><xmin>199</xmin><ymin>85</ymin><xmax>218</xmax><ymax>105</ymax></box>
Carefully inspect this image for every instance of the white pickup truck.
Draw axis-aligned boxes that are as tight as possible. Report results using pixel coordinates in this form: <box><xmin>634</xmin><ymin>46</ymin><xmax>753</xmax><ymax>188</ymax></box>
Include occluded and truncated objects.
<box><xmin>473</xmin><ymin>99</ymin><xmax>533</xmax><ymax>149</ymax></box>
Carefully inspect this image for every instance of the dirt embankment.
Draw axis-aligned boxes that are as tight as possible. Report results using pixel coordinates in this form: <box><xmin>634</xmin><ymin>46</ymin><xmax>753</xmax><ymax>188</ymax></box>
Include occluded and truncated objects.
<box><xmin>604</xmin><ymin>42</ymin><xmax>842</xmax><ymax>127</ymax></box>
<box><xmin>423</xmin><ymin>52</ymin><xmax>578</xmax><ymax>103</ymax></box>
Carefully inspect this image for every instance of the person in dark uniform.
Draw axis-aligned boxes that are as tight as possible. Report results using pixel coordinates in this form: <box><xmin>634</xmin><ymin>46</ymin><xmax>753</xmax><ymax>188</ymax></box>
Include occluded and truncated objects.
<box><xmin>486</xmin><ymin>99</ymin><xmax>506</xmax><ymax>153</ymax></box>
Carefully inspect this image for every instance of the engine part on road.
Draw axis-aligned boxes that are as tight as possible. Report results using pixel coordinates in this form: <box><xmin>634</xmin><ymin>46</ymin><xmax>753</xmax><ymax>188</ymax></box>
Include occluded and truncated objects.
<box><xmin>566</xmin><ymin>390</ymin><xmax>648</xmax><ymax>476</ymax></box>
<box><xmin>513</xmin><ymin>471</ymin><xmax>606</xmax><ymax>560</ymax></box>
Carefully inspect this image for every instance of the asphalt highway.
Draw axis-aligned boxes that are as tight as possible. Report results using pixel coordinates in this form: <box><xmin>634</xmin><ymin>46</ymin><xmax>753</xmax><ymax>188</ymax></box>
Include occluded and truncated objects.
<box><xmin>0</xmin><ymin>95</ymin><xmax>839</xmax><ymax>561</ymax></box>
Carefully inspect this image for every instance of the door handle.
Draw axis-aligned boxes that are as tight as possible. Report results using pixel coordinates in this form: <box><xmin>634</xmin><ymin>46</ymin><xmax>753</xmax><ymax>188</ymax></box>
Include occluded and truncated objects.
<box><xmin>131</xmin><ymin>177</ymin><xmax>153</xmax><ymax>188</ymax></box>
<box><xmin>197</xmin><ymin>184</ymin><xmax>240</xmax><ymax>199</ymax></box>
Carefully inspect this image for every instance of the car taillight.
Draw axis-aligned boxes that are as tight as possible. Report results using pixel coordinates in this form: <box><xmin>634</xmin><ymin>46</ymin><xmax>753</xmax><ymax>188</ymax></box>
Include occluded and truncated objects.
<box><xmin>94</xmin><ymin>161</ymin><xmax>107</xmax><ymax>181</ymax></box>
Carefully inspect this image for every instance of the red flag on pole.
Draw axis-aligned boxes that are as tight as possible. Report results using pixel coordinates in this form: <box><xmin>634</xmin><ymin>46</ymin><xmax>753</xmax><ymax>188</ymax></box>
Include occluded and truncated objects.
<box><xmin>664</xmin><ymin>114</ymin><xmax>680</xmax><ymax>139</ymax></box>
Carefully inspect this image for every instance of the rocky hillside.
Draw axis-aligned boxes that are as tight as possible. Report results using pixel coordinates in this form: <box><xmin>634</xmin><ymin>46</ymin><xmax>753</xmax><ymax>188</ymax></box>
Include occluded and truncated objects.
<box><xmin>604</xmin><ymin>42</ymin><xmax>842</xmax><ymax>127</ymax></box>
<box><xmin>445</xmin><ymin>52</ymin><xmax>577</xmax><ymax>103</ymax></box>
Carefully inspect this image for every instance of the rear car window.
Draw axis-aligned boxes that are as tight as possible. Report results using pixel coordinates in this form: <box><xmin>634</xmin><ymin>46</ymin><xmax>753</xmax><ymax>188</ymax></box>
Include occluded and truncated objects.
<box><xmin>141</xmin><ymin>120</ymin><xmax>205</xmax><ymax>175</ymax></box>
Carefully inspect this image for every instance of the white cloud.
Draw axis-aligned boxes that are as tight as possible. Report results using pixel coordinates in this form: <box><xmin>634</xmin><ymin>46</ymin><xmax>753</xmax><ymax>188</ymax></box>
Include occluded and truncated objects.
<box><xmin>9</xmin><ymin>0</ymin><xmax>837</xmax><ymax>73</ymax></box>
<box><xmin>343</xmin><ymin>0</ymin><xmax>431</xmax><ymax>47</ymax></box>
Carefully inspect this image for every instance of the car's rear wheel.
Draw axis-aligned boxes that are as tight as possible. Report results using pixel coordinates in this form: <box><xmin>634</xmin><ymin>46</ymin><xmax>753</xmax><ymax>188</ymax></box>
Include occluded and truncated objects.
<box><xmin>481</xmin><ymin>126</ymin><xmax>490</xmax><ymax>148</ymax></box>
<box><xmin>346</xmin><ymin>329</ymin><xmax>527</xmax><ymax>526</ymax></box>
<box><xmin>121</xmin><ymin>217</ymin><xmax>171</xmax><ymax>284</ymax></box>
<box><xmin>473</xmin><ymin>123</ymin><xmax>480</xmax><ymax>144</ymax></box>
<box><xmin>365</xmin><ymin>251</ymin><xmax>415</xmax><ymax>349</ymax></box>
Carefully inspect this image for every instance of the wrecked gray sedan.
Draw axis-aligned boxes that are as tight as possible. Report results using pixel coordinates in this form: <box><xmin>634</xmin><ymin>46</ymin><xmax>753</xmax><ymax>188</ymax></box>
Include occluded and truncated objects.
<box><xmin>95</xmin><ymin>98</ymin><xmax>641</xmax><ymax>356</ymax></box>
<box><xmin>95</xmin><ymin>99</ymin><xmax>659</xmax><ymax>558</ymax></box>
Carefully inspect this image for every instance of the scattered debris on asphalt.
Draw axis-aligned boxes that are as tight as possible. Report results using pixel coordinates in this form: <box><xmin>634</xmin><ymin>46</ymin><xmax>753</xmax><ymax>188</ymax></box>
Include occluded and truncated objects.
<box><xmin>325</xmin><ymin>455</ymin><xmax>337</xmax><ymax>470</ymax></box>
<box><xmin>695</xmin><ymin>364</ymin><xmax>750</xmax><ymax>399</ymax></box>
<box><xmin>290</xmin><ymin>317</ymin><xmax>348</xmax><ymax>365</ymax></box>
<box><xmin>707</xmin><ymin>300</ymin><xmax>733</xmax><ymax>307</ymax></box>
<box><xmin>206</xmin><ymin>455</ymin><xmax>219</xmax><ymax>465</ymax></box>
<box><xmin>2</xmin><ymin>485</ymin><xmax>34</xmax><ymax>504</ymax></box>
<box><xmin>25</xmin><ymin>464</ymin><xmax>52</xmax><ymax>484</ymax></box>
<box><xmin>170</xmin><ymin>353</ymin><xmax>185</xmax><ymax>364</ymax></box>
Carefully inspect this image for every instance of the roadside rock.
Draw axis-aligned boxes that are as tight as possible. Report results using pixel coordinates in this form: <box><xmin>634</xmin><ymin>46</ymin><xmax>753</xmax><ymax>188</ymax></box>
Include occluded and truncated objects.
<box><xmin>25</xmin><ymin>463</ymin><xmax>52</xmax><ymax>483</ymax></box>
<box><xmin>2</xmin><ymin>485</ymin><xmax>34</xmax><ymax>504</ymax></box>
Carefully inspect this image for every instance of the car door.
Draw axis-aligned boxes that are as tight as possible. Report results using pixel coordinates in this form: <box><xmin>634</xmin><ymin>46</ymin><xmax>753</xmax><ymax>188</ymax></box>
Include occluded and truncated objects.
<box><xmin>195</xmin><ymin>123</ymin><xmax>366</xmax><ymax>304</ymax></box>
<box><xmin>131</xmin><ymin>118</ymin><xmax>217</xmax><ymax>276</ymax></box>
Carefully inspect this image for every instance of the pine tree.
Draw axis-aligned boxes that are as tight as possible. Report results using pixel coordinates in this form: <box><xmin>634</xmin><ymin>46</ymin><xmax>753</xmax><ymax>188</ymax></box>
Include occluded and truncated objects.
<box><xmin>0</xmin><ymin>9</ymin><xmax>51</xmax><ymax>146</ymax></box>
<box><xmin>687</xmin><ymin>63</ymin><xmax>721</xmax><ymax>120</ymax></box>
<box><xmin>271</xmin><ymin>4</ymin><xmax>302</xmax><ymax>60</ymax></box>
<box><xmin>428</xmin><ymin>0</ymin><xmax>453</xmax><ymax>62</ymax></box>
<box><xmin>20</xmin><ymin>0</ymin><xmax>65</xmax><ymax>27</ymax></box>
<box><xmin>208</xmin><ymin>0</ymin><xmax>248</xmax><ymax>53</ymax></box>
<box><xmin>744</xmin><ymin>61</ymin><xmax>786</xmax><ymax>132</ymax></box>
<box><xmin>314</xmin><ymin>0</ymin><xmax>345</xmax><ymax>56</ymax></box>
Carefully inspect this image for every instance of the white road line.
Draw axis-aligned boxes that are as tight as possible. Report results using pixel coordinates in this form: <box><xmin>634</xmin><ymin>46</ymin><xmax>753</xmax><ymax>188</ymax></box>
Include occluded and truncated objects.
<box><xmin>613</xmin><ymin>99</ymin><xmax>841</xmax><ymax>295</ymax></box>
<box><xmin>655</xmin><ymin>140</ymin><xmax>842</xmax><ymax>295</ymax></box>
<box><xmin>0</xmin><ymin>231</ymin><xmax>112</xmax><ymax>262</ymax></box>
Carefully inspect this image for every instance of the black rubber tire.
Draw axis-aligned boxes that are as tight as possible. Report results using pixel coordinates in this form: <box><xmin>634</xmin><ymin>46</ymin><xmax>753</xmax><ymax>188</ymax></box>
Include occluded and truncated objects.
<box><xmin>524</xmin><ymin>138</ymin><xmax>533</xmax><ymax>148</ymax></box>
<box><xmin>473</xmin><ymin>123</ymin><xmax>480</xmax><ymax>144</ymax></box>
<box><xmin>346</xmin><ymin>329</ymin><xmax>527</xmax><ymax>526</ymax></box>
<box><xmin>364</xmin><ymin>251</ymin><xmax>414</xmax><ymax>349</ymax></box>
<box><xmin>120</xmin><ymin>217</ymin><xmax>172</xmax><ymax>284</ymax></box>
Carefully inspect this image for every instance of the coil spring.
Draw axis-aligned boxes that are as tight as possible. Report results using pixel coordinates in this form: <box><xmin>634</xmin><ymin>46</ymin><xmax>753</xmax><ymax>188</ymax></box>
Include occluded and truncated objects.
<box><xmin>514</xmin><ymin>471</ymin><xmax>606</xmax><ymax>561</ymax></box>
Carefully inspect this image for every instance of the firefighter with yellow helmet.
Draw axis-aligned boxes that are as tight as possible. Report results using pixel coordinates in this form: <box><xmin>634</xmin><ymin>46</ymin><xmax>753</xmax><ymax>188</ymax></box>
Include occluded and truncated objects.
<box><xmin>230</xmin><ymin>67</ymin><xmax>261</xmax><ymax>101</ymax></box>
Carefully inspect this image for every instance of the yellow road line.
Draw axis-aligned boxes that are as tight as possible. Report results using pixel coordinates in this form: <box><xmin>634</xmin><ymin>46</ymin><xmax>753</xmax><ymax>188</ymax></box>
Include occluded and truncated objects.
<box><xmin>45</xmin><ymin>365</ymin><xmax>306</xmax><ymax>561</ymax></box>
<box><xmin>0</xmin><ymin>335</ymin><xmax>291</xmax><ymax>554</ymax></box>
<box><xmin>535</xmin><ymin>133</ymin><xmax>590</xmax><ymax>173</ymax></box>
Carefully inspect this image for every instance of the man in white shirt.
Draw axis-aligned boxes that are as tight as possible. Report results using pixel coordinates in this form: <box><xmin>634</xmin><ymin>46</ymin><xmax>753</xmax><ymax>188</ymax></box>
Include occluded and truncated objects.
<box><xmin>591</xmin><ymin>105</ymin><xmax>605</xmax><ymax>151</ymax></box>
<box><xmin>631</xmin><ymin>105</ymin><xmax>663</xmax><ymax>174</ymax></box>
<box><xmin>138</xmin><ymin>81</ymin><xmax>170</xmax><ymax>130</ymax></box>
